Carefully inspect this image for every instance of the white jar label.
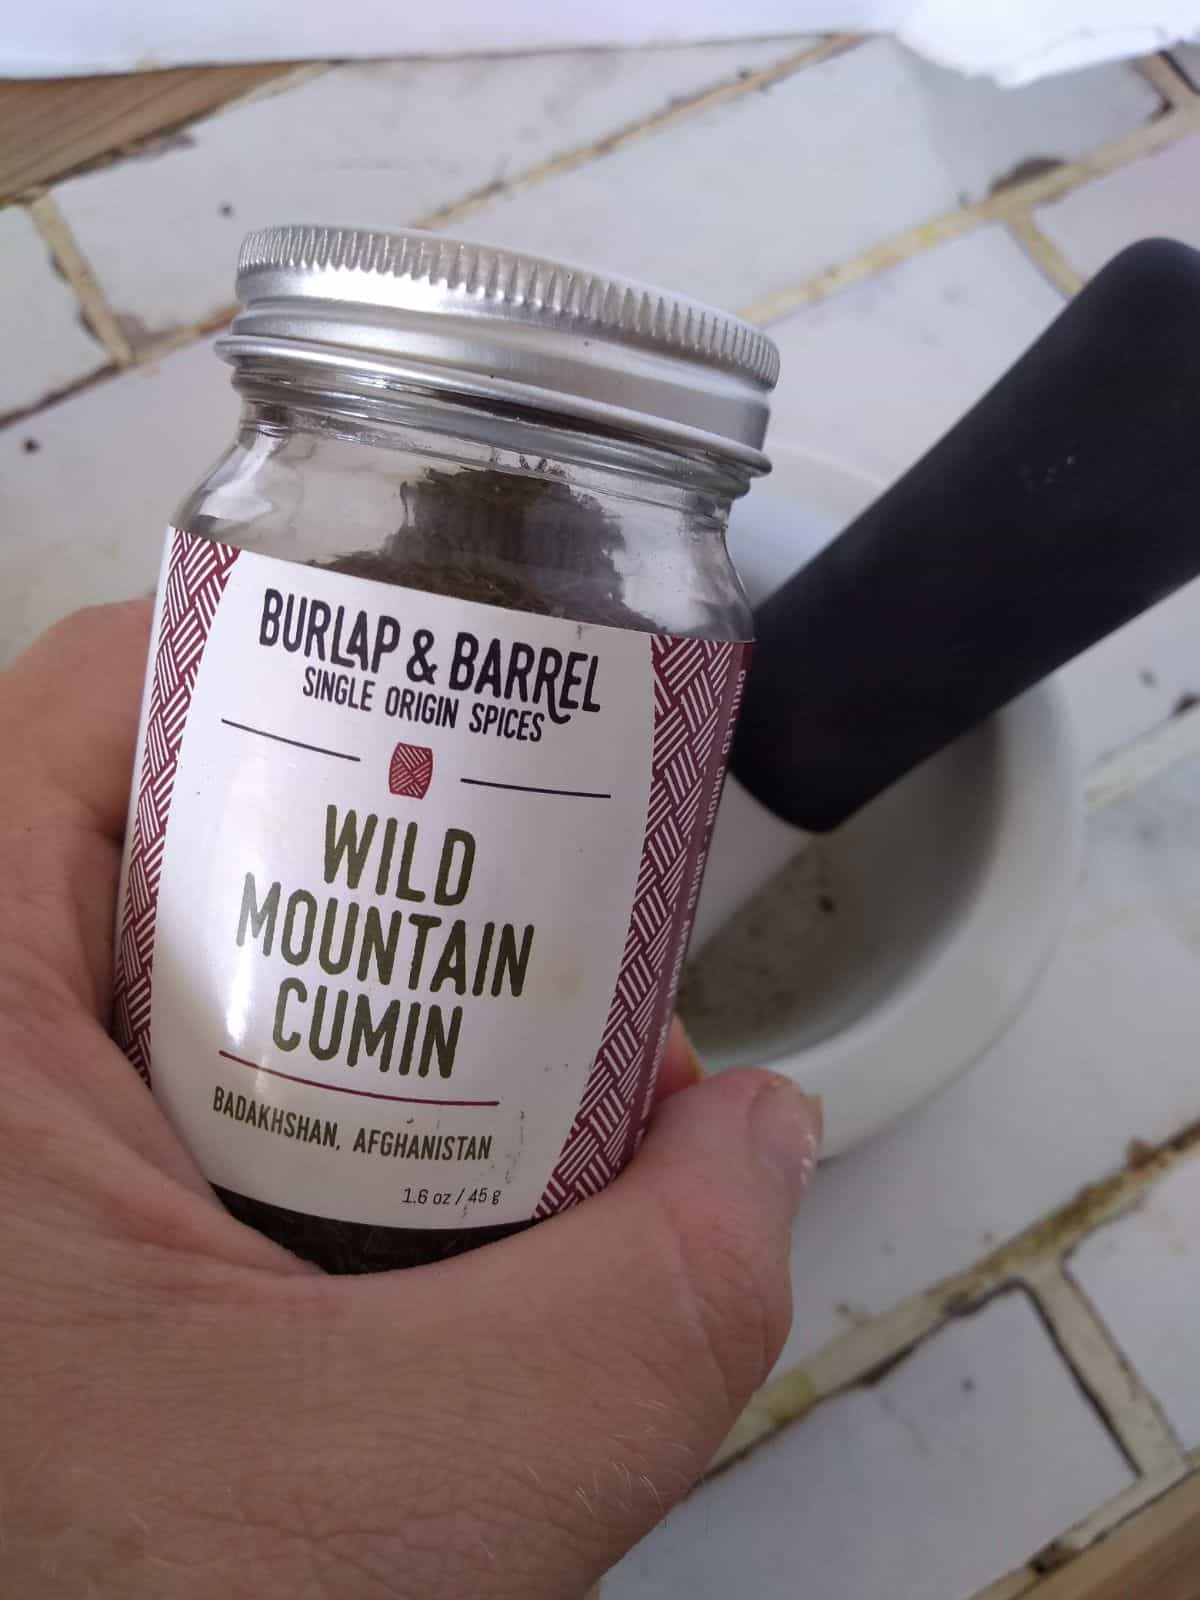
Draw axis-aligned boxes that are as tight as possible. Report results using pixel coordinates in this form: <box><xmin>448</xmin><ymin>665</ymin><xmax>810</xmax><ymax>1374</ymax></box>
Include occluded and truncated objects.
<box><xmin>114</xmin><ymin>530</ymin><xmax>748</xmax><ymax>1229</ymax></box>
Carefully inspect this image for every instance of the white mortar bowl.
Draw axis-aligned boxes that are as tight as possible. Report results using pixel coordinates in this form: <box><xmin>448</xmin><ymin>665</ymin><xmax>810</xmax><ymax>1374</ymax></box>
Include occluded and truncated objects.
<box><xmin>681</xmin><ymin>448</ymin><xmax>1081</xmax><ymax>1157</ymax></box>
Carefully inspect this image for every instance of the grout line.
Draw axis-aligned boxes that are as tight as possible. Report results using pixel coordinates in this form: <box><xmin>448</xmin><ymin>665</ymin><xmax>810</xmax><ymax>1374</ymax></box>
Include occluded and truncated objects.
<box><xmin>418</xmin><ymin>33</ymin><xmax>860</xmax><ymax>229</ymax></box>
<box><xmin>1021</xmin><ymin>1259</ymin><xmax>1187</xmax><ymax>1482</ymax></box>
<box><xmin>738</xmin><ymin>93</ymin><xmax>1200</xmax><ymax>325</ymax></box>
<box><xmin>10</xmin><ymin>40</ymin><xmax>1197</xmax><ymax>426</ymax></box>
<box><xmin>214</xmin><ymin>60</ymin><xmax>331</xmax><ymax>114</ymax></box>
<box><xmin>1085</xmin><ymin>703</ymin><xmax>1200</xmax><ymax>812</ymax></box>
<box><xmin>136</xmin><ymin>299</ymin><xmax>243</xmax><ymax>364</ymax></box>
<box><xmin>26</xmin><ymin>193</ymin><xmax>134</xmax><ymax>367</ymax></box>
<box><xmin>7</xmin><ymin>34</ymin><xmax>860</xmax><ymax>393</ymax></box>
<box><xmin>0</xmin><ymin>63</ymin><xmax>320</xmax><ymax>210</ymax></box>
<box><xmin>0</xmin><ymin>360</ymin><xmax>118</xmax><ymax>434</ymax></box>
<box><xmin>974</xmin><ymin>1470</ymin><xmax>1200</xmax><ymax>1598</ymax></box>
<box><xmin>8</xmin><ymin>68</ymin><xmax>326</xmax><ymax>364</ymax></box>
<box><xmin>1136</xmin><ymin>51</ymin><xmax>1199</xmax><ymax>107</ymax></box>
<box><xmin>1030</xmin><ymin>1470</ymin><xmax>1190</xmax><ymax>1571</ymax></box>
<box><xmin>738</xmin><ymin>211</ymin><xmax>984</xmax><ymax>322</ymax></box>
<box><xmin>1005</xmin><ymin>213</ymin><xmax>1087</xmax><ymax>299</ymax></box>
<box><xmin>711</xmin><ymin>1291</ymin><xmax>943</xmax><ymax>1469</ymax></box>
<box><xmin>973</xmin><ymin>1569</ymin><xmax>1040</xmax><ymax>1600</ymax></box>
<box><xmin>710</xmin><ymin>1127</ymin><xmax>1200</xmax><ymax>1474</ymax></box>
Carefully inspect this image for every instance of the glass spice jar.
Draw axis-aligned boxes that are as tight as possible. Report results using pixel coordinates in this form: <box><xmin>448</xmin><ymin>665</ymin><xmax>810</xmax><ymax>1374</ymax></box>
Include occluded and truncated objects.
<box><xmin>113</xmin><ymin>224</ymin><xmax>778</xmax><ymax>1272</ymax></box>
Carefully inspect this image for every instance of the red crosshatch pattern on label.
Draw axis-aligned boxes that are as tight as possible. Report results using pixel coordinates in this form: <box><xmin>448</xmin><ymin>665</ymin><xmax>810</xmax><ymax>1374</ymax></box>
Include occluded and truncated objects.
<box><xmin>536</xmin><ymin>636</ymin><xmax>748</xmax><ymax>1216</ymax></box>
<box><xmin>112</xmin><ymin>531</ymin><xmax>241</xmax><ymax>1083</ymax></box>
<box><xmin>389</xmin><ymin>742</ymin><xmax>434</xmax><ymax>798</ymax></box>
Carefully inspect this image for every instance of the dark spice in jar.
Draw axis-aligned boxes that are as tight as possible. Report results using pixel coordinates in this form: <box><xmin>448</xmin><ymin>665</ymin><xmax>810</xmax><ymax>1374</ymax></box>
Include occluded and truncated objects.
<box><xmin>320</xmin><ymin>461</ymin><xmax>656</xmax><ymax>630</ymax></box>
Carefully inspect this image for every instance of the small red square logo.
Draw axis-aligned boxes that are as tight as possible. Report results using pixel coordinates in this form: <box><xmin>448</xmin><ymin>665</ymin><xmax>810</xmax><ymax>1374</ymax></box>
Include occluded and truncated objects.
<box><xmin>389</xmin><ymin>743</ymin><xmax>434</xmax><ymax>799</ymax></box>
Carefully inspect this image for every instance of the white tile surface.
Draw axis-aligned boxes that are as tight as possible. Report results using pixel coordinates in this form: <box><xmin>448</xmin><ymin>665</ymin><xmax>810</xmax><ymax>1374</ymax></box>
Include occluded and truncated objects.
<box><xmin>0</xmin><ymin>339</ymin><xmax>233</xmax><ymax>665</ymax></box>
<box><xmin>766</xmin><ymin>227</ymin><xmax>1064</xmax><ymax>484</ymax></box>
<box><xmin>0</xmin><ymin>207</ymin><xmax>108</xmax><ymax>416</ymax></box>
<box><xmin>1069</xmin><ymin>1151</ymin><xmax>1200</xmax><ymax>1451</ymax></box>
<box><xmin>605</xmin><ymin>1293</ymin><xmax>1132</xmax><ymax>1600</ymax></box>
<box><xmin>1035</xmin><ymin>132</ymin><xmax>1200</xmax><ymax>276</ymax></box>
<box><xmin>772</xmin><ymin>750</ymin><xmax>1200</xmax><ymax>1372</ymax></box>
<box><xmin>447</xmin><ymin>44</ymin><xmax>1155</xmax><ymax>313</ymax></box>
<box><xmin>52</xmin><ymin>40</ymin><xmax>804</xmax><ymax>340</ymax></box>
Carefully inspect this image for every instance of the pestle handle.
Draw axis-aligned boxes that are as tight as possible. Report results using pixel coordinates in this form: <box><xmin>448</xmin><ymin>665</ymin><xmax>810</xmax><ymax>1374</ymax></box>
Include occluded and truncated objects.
<box><xmin>731</xmin><ymin>238</ymin><xmax>1200</xmax><ymax>833</ymax></box>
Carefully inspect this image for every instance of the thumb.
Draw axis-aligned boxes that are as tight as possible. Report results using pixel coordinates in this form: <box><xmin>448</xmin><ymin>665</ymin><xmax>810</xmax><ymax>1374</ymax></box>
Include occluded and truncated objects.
<box><xmin>527</xmin><ymin>1065</ymin><xmax>821</xmax><ymax>1422</ymax></box>
<box><xmin>384</xmin><ymin>1067</ymin><xmax>821</xmax><ymax>1581</ymax></box>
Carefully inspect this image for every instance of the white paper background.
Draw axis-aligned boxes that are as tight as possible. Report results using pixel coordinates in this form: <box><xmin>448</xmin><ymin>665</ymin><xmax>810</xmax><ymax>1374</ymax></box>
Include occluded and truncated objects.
<box><xmin>9</xmin><ymin>0</ymin><xmax>1200</xmax><ymax>84</ymax></box>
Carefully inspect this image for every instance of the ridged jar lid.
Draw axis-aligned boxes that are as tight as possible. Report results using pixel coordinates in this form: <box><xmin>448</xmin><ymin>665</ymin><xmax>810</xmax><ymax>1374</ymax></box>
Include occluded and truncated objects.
<box><xmin>218</xmin><ymin>223</ymin><xmax>779</xmax><ymax>469</ymax></box>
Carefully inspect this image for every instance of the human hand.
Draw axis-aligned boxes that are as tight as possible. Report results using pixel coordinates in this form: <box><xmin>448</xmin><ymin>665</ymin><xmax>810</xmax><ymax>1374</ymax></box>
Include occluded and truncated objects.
<box><xmin>0</xmin><ymin>601</ymin><xmax>821</xmax><ymax>1600</ymax></box>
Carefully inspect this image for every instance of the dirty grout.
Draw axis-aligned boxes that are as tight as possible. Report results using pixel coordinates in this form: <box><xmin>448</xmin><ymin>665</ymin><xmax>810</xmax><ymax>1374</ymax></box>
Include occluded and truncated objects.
<box><xmin>711</xmin><ymin>1127</ymin><xmax>1200</xmax><ymax>1476</ymax></box>
<box><xmin>1020</xmin><ymin>1258</ymin><xmax>1186</xmax><ymax>1480</ymax></box>
<box><xmin>6</xmin><ymin>44</ymin><xmax>1198</xmax><ymax>429</ymax></box>
<box><xmin>1005</xmin><ymin>212</ymin><xmax>1088</xmax><ymax>298</ymax></box>
<box><xmin>419</xmin><ymin>33</ymin><xmax>861</xmax><ymax>230</ymax></box>
<box><xmin>739</xmin><ymin>91</ymin><xmax>1200</xmax><ymax>326</ymax></box>
<box><xmin>1135</xmin><ymin>51</ymin><xmax>1199</xmax><ymax>109</ymax></box>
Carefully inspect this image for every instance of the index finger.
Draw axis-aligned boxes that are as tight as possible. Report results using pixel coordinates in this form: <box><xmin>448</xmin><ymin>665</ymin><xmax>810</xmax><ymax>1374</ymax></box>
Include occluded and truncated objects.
<box><xmin>0</xmin><ymin>600</ymin><xmax>152</xmax><ymax>1016</ymax></box>
<box><xmin>2</xmin><ymin>599</ymin><xmax>152</xmax><ymax>841</ymax></box>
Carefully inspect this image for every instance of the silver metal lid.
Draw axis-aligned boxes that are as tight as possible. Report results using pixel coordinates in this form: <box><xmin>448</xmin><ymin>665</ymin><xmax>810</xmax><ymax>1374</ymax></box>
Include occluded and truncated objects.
<box><xmin>218</xmin><ymin>224</ymin><xmax>778</xmax><ymax>470</ymax></box>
